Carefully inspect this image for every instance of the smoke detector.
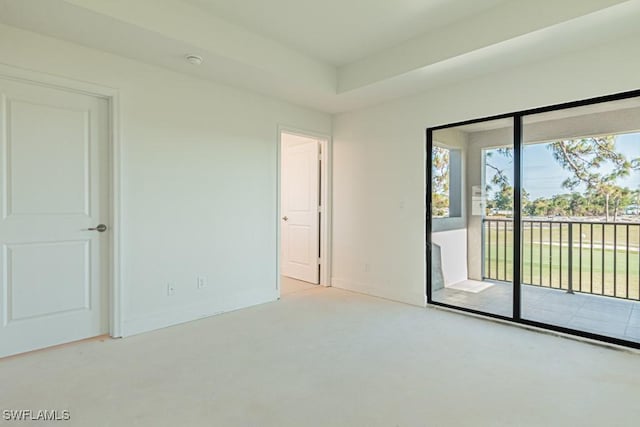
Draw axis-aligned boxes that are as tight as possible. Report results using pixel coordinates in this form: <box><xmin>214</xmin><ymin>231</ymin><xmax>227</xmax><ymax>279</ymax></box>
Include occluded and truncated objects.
<box><xmin>185</xmin><ymin>54</ymin><xmax>203</xmax><ymax>65</ymax></box>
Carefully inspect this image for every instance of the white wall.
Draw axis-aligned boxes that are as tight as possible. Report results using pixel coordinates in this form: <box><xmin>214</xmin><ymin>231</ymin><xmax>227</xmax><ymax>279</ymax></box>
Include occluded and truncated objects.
<box><xmin>0</xmin><ymin>24</ymin><xmax>331</xmax><ymax>336</ymax></box>
<box><xmin>332</xmin><ymin>32</ymin><xmax>640</xmax><ymax>306</ymax></box>
<box><xmin>431</xmin><ymin>229</ymin><xmax>468</xmax><ymax>287</ymax></box>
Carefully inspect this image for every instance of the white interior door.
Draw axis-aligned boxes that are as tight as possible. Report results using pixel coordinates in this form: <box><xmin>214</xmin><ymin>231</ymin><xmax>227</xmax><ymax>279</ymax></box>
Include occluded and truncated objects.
<box><xmin>0</xmin><ymin>78</ymin><xmax>109</xmax><ymax>358</ymax></box>
<box><xmin>281</xmin><ymin>133</ymin><xmax>319</xmax><ymax>284</ymax></box>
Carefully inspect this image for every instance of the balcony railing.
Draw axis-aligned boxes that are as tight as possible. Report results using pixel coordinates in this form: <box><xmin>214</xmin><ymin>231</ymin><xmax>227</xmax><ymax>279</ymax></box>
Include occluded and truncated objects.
<box><xmin>483</xmin><ymin>218</ymin><xmax>640</xmax><ymax>301</ymax></box>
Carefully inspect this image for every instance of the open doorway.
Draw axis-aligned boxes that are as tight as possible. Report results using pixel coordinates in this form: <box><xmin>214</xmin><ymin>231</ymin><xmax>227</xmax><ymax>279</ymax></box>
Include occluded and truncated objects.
<box><xmin>278</xmin><ymin>130</ymin><xmax>330</xmax><ymax>297</ymax></box>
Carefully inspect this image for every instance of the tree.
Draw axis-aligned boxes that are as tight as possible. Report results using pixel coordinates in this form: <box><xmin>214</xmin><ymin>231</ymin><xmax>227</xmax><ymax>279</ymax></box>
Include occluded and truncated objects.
<box><xmin>432</xmin><ymin>146</ymin><xmax>450</xmax><ymax>217</ymax></box>
<box><xmin>568</xmin><ymin>192</ymin><xmax>589</xmax><ymax>216</ymax></box>
<box><xmin>548</xmin><ymin>136</ymin><xmax>639</xmax><ymax>222</ymax></box>
<box><xmin>485</xmin><ymin>148</ymin><xmax>512</xmax><ymax>190</ymax></box>
<box><xmin>485</xmin><ymin>148</ymin><xmax>514</xmax><ymax>216</ymax></box>
<box><xmin>493</xmin><ymin>185</ymin><xmax>513</xmax><ymax>211</ymax></box>
<box><xmin>550</xmin><ymin>194</ymin><xmax>570</xmax><ymax>216</ymax></box>
<box><xmin>528</xmin><ymin>197</ymin><xmax>552</xmax><ymax>216</ymax></box>
<box><xmin>612</xmin><ymin>186</ymin><xmax>633</xmax><ymax>221</ymax></box>
<box><xmin>522</xmin><ymin>188</ymin><xmax>530</xmax><ymax>213</ymax></box>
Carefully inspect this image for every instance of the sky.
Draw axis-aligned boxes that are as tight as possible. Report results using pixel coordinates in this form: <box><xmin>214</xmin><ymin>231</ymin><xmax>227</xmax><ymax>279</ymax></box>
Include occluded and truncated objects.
<box><xmin>485</xmin><ymin>132</ymin><xmax>640</xmax><ymax>200</ymax></box>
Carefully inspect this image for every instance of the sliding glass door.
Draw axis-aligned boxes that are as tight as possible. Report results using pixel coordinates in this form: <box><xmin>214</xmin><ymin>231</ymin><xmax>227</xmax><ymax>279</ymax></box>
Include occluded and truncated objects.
<box><xmin>427</xmin><ymin>90</ymin><xmax>640</xmax><ymax>349</ymax></box>
<box><xmin>428</xmin><ymin>118</ymin><xmax>514</xmax><ymax>317</ymax></box>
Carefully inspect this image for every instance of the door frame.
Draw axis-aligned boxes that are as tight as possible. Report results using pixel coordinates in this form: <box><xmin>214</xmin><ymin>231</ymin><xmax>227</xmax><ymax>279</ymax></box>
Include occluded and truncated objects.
<box><xmin>0</xmin><ymin>62</ymin><xmax>123</xmax><ymax>338</ymax></box>
<box><xmin>277</xmin><ymin>126</ymin><xmax>332</xmax><ymax>292</ymax></box>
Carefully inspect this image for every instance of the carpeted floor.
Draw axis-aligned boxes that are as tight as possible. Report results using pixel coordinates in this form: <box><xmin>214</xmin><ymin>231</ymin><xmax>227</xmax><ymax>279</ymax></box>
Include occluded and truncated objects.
<box><xmin>1</xmin><ymin>284</ymin><xmax>639</xmax><ymax>426</ymax></box>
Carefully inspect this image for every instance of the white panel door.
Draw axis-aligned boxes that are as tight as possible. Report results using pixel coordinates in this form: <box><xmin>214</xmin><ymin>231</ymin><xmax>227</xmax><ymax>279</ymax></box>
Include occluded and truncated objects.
<box><xmin>0</xmin><ymin>78</ymin><xmax>109</xmax><ymax>358</ymax></box>
<box><xmin>281</xmin><ymin>134</ymin><xmax>319</xmax><ymax>284</ymax></box>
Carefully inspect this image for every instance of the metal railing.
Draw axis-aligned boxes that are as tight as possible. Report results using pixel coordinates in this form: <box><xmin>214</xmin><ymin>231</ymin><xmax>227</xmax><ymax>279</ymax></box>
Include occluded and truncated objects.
<box><xmin>483</xmin><ymin>218</ymin><xmax>640</xmax><ymax>300</ymax></box>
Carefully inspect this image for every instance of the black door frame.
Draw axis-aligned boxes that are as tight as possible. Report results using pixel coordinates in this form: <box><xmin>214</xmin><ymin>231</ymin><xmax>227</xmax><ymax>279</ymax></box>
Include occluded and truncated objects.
<box><xmin>426</xmin><ymin>88</ymin><xmax>640</xmax><ymax>350</ymax></box>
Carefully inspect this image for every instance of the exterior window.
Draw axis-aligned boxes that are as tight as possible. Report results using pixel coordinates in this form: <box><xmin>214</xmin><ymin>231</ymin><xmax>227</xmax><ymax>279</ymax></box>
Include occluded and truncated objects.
<box><xmin>432</xmin><ymin>146</ymin><xmax>450</xmax><ymax>217</ymax></box>
<box><xmin>432</xmin><ymin>145</ymin><xmax>462</xmax><ymax>218</ymax></box>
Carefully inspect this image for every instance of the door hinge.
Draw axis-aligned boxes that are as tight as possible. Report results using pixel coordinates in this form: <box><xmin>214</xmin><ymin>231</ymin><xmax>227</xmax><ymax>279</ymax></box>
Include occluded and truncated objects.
<box><xmin>318</xmin><ymin>257</ymin><xmax>322</xmax><ymax>265</ymax></box>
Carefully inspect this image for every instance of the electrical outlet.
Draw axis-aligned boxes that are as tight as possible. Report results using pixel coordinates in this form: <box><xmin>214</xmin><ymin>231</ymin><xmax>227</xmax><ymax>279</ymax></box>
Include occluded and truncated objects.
<box><xmin>197</xmin><ymin>276</ymin><xmax>207</xmax><ymax>289</ymax></box>
<box><xmin>167</xmin><ymin>282</ymin><xmax>176</xmax><ymax>296</ymax></box>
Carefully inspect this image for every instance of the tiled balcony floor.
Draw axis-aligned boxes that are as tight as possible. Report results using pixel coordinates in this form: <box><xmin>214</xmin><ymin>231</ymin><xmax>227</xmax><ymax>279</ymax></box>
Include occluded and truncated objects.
<box><xmin>433</xmin><ymin>281</ymin><xmax>640</xmax><ymax>344</ymax></box>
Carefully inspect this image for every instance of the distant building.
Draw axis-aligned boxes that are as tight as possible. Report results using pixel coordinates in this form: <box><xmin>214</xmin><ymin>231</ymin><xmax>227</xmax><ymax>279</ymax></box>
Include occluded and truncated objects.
<box><xmin>625</xmin><ymin>204</ymin><xmax>640</xmax><ymax>215</ymax></box>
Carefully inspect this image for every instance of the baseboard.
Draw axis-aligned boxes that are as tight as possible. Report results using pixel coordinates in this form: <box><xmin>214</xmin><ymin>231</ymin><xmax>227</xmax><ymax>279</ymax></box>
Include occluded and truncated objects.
<box><xmin>331</xmin><ymin>277</ymin><xmax>424</xmax><ymax>307</ymax></box>
<box><xmin>121</xmin><ymin>290</ymin><xmax>278</xmax><ymax>337</ymax></box>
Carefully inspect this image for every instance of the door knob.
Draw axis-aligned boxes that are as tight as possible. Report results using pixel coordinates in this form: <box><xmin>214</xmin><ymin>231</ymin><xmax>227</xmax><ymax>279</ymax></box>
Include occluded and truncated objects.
<box><xmin>282</xmin><ymin>216</ymin><xmax>288</xmax><ymax>221</ymax></box>
<box><xmin>88</xmin><ymin>224</ymin><xmax>108</xmax><ymax>232</ymax></box>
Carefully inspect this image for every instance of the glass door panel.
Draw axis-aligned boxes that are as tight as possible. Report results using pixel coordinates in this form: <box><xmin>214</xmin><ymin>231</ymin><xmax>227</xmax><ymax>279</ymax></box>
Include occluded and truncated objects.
<box><xmin>521</xmin><ymin>96</ymin><xmax>640</xmax><ymax>344</ymax></box>
<box><xmin>430</xmin><ymin>117</ymin><xmax>514</xmax><ymax>317</ymax></box>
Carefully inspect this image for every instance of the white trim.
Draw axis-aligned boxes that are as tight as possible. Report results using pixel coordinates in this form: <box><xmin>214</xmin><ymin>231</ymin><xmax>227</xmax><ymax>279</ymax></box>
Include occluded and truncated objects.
<box><xmin>108</xmin><ymin>91</ymin><xmax>123</xmax><ymax>338</ymax></box>
<box><xmin>122</xmin><ymin>288</ymin><xmax>278</xmax><ymax>337</ymax></box>
<box><xmin>277</xmin><ymin>126</ymin><xmax>332</xmax><ymax>293</ymax></box>
<box><xmin>0</xmin><ymin>62</ymin><xmax>123</xmax><ymax>338</ymax></box>
<box><xmin>319</xmin><ymin>136</ymin><xmax>332</xmax><ymax>287</ymax></box>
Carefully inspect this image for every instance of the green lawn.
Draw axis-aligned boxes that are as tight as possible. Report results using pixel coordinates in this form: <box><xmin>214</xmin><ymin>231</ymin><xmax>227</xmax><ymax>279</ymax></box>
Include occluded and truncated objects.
<box><xmin>484</xmin><ymin>222</ymin><xmax>640</xmax><ymax>300</ymax></box>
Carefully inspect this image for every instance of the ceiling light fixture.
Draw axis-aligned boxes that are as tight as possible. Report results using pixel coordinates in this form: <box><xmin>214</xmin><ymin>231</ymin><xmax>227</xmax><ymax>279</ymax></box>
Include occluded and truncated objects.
<box><xmin>185</xmin><ymin>54</ymin><xmax>203</xmax><ymax>65</ymax></box>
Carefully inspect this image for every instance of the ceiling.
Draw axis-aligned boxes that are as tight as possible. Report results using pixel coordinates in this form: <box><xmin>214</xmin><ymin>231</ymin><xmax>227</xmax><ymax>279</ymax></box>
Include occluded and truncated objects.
<box><xmin>185</xmin><ymin>0</ymin><xmax>506</xmax><ymax>65</ymax></box>
<box><xmin>0</xmin><ymin>0</ymin><xmax>638</xmax><ymax>113</ymax></box>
